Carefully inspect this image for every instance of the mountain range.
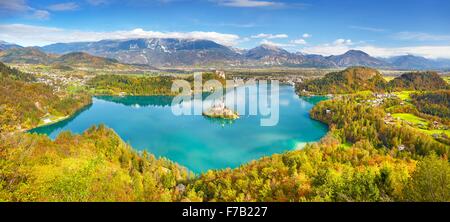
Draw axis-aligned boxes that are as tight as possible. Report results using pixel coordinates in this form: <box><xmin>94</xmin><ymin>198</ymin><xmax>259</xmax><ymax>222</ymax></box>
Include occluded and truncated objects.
<box><xmin>0</xmin><ymin>40</ymin><xmax>22</xmax><ymax>51</ymax></box>
<box><xmin>1</xmin><ymin>39</ymin><xmax>450</xmax><ymax>70</ymax></box>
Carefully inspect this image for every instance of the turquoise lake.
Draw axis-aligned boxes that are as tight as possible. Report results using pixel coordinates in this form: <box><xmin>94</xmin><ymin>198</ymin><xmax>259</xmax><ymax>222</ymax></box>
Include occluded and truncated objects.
<box><xmin>30</xmin><ymin>85</ymin><xmax>328</xmax><ymax>173</ymax></box>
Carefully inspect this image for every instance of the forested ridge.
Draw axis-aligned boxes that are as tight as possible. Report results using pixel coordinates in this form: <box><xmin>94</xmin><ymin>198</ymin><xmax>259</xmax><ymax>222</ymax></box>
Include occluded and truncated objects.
<box><xmin>297</xmin><ymin>67</ymin><xmax>449</xmax><ymax>95</ymax></box>
<box><xmin>411</xmin><ymin>90</ymin><xmax>450</xmax><ymax>120</ymax></box>
<box><xmin>296</xmin><ymin>67</ymin><xmax>387</xmax><ymax>94</ymax></box>
<box><xmin>87</xmin><ymin>74</ymin><xmax>178</xmax><ymax>95</ymax></box>
<box><xmin>387</xmin><ymin>71</ymin><xmax>449</xmax><ymax>91</ymax></box>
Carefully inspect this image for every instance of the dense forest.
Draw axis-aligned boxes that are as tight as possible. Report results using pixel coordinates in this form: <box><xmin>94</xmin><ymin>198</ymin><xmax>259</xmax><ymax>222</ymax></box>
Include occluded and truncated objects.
<box><xmin>0</xmin><ymin>61</ymin><xmax>35</xmax><ymax>82</ymax></box>
<box><xmin>411</xmin><ymin>90</ymin><xmax>450</xmax><ymax>120</ymax></box>
<box><xmin>0</xmin><ymin>125</ymin><xmax>194</xmax><ymax>201</ymax></box>
<box><xmin>387</xmin><ymin>71</ymin><xmax>449</xmax><ymax>91</ymax></box>
<box><xmin>296</xmin><ymin>67</ymin><xmax>387</xmax><ymax>95</ymax></box>
<box><xmin>87</xmin><ymin>74</ymin><xmax>177</xmax><ymax>95</ymax></box>
<box><xmin>297</xmin><ymin>67</ymin><xmax>449</xmax><ymax>95</ymax></box>
<box><xmin>87</xmin><ymin>72</ymin><xmax>226</xmax><ymax>96</ymax></box>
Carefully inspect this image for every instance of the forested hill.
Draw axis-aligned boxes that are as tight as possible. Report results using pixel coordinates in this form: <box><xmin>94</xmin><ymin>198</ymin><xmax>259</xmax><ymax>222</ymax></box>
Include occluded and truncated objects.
<box><xmin>0</xmin><ymin>125</ymin><xmax>193</xmax><ymax>201</ymax></box>
<box><xmin>297</xmin><ymin>67</ymin><xmax>449</xmax><ymax>95</ymax></box>
<box><xmin>53</xmin><ymin>52</ymin><xmax>122</xmax><ymax>68</ymax></box>
<box><xmin>0</xmin><ymin>47</ymin><xmax>52</xmax><ymax>65</ymax></box>
<box><xmin>0</xmin><ymin>48</ymin><xmax>130</xmax><ymax>69</ymax></box>
<box><xmin>296</xmin><ymin>67</ymin><xmax>387</xmax><ymax>94</ymax></box>
<box><xmin>87</xmin><ymin>72</ymin><xmax>226</xmax><ymax>96</ymax></box>
<box><xmin>0</xmin><ymin>61</ymin><xmax>35</xmax><ymax>82</ymax></box>
<box><xmin>0</xmin><ymin>62</ymin><xmax>91</xmax><ymax>132</ymax></box>
<box><xmin>387</xmin><ymin>71</ymin><xmax>449</xmax><ymax>91</ymax></box>
<box><xmin>411</xmin><ymin>90</ymin><xmax>450</xmax><ymax>119</ymax></box>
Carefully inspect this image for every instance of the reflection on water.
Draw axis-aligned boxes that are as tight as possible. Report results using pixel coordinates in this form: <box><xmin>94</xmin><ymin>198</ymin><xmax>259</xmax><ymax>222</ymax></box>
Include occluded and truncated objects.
<box><xmin>29</xmin><ymin>85</ymin><xmax>328</xmax><ymax>173</ymax></box>
<box><xmin>30</xmin><ymin>103</ymin><xmax>93</xmax><ymax>135</ymax></box>
<box><xmin>299</xmin><ymin>95</ymin><xmax>330</xmax><ymax>105</ymax></box>
<box><xmin>96</xmin><ymin>95</ymin><xmax>174</xmax><ymax>107</ymax></box>
<box><xmin>202</xmin><ymin>116</ymin><xmax>237</xmax><ymax>126</ymax></box>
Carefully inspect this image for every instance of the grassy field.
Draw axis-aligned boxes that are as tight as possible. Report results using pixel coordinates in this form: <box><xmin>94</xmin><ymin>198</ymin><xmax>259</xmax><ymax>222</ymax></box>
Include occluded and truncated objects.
<box><xmin>392</xmin><ymin>113</ymin><xmax>450</xmax><ymax>137</ymax></box>
<box><xmin>392</xmin><ymin>113</ymin><xmax>428</xmax><ymax>126</ymax></box>
<box><xmin>419</xmin><ymin>129</ymin><xmax>450</xmax><ymax>137</ymax></box>
<box><xmin>383</xmin><ymin>76</ymin><xmax>395</xmax><ymax>81</ymax></box>
<box><xmin>444</xmin><ymin>76</ymin><xmax>450</xmax><ymax>84</ymax></box>
<box><xmin>393</xmin><ymin>91</ymin><xmax>415</xmax><ymax>101</ymax></box>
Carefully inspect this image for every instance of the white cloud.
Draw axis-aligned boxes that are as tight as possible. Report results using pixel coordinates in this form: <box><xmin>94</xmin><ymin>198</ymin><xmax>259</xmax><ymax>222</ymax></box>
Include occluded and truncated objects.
<box><xmin>393</xmin><ymin>32</ymin><xmax>450</xmax><ymax>41</ymax></box>
<box><xmin>217</xmin><ymin>0</ymin><xmax>283</xmax><ymax>7</ymax></box>
<box><xmin>302</xmin><ymin>39</ymin><xmax>365</xmax><ymax>56</ymax></box>
<box><xmin>291</xmin><ymin>38</ymin><xmax>307</xmax><ymax>45</ymax></box>
<box><xmin>0</xmin><ymin>0</ymin><xmax>50</xmax><ymax>20</ymax></box>
<box><xmin>31</xmin><ymin>10</ymin><xmax>50</xmax><ymax>20</ymax></box>
<box><xmin>333</xmin><ymin>38</ymin><xmax>353</xmax><ymax>46</ymax></box>
<box><xmin>355</xmin><ymin>45</ymin><xmax>450</xmax><ymax>59</ymax></box>
<box><xmin>260</xmin><ymin>39</ymin><xmax>292</xmax><ymax>48</ymax></box>
<box><xmin>239</xmin><ymin>37</ymin><xmax>251</xmax><ymax>43</ymax></box>
<box><xmin>349</xmin><ymin>25</ymin><xmax>385</xmax><ymax>32</ymax></box>
<box><xmin>0</xmin><ymin>0</ymin><xmax>29</xmax><ymax>12</ymax></box>
<box><xmin>289</xmin><ymin>34</ymin><xmax>310</xmax><ymax>45</ymax></box>
<box><xmin>303</xmin><ymin>45</ymin><xmax>349</xmax><ymax>56</ymax></box>
<box><xmin>86</xmin><ymin>0</ymin><xmax>109</xmax><ymax>6</ymax></box>
<box><xmin>0</xmin><ymin>24</ymin><xmax>241</xmax><ymax>46</ymax></box>
<box><xmin>251</xmin><ymin>33</ymin><xmax>288</xmax><ymax>39</ymax></box>
<box><xmin>47</xmin><ymin>2</ymin><xmax>79</xmax><ymax>11</ymax></box>
<box><xmin>302</xmin><ymin>38</ymin><xmax>450</xmax><ymax>59</ymax></box>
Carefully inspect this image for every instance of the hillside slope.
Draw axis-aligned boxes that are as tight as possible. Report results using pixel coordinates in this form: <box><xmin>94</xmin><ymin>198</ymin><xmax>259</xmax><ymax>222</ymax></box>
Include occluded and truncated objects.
<box><xmin>0</xmin><ymin>47</ymin><xmax>53</xmax><ymax>64</ymax></box>
<box><xmin>0</xmin><ymin>62</ymin><xmax>91</xmax><ymax>132</ymax></box>
<box><xmin>297</xmin><ymin>67</ymin><xmax>387</xmax><ymax>94</ymax></box>
<box><xmin>53</xmin><ymin>52</ymin><xmax>122</xmax><ymax>68</ymax></box>
<box><xmin>0</xmin><ymin>125</ymin><xmax>192</xmax><ymax>201</ymax></box>
<box><xmin>387</xmin><ymin>71</ymin><xmax>448</xmax><ymax>91</ymax></box>
<box><xmin>0</xmin><ymin>48</ymin><xmax>129</xmax><ymax>69</ymax></box>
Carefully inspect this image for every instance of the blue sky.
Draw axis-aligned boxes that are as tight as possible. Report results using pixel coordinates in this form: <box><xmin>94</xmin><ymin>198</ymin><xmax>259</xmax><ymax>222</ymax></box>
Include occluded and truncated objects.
<box><xmin>1</xmin><ymin>0</ymin><xmax>450</xmax><ymax>58</ymax></box>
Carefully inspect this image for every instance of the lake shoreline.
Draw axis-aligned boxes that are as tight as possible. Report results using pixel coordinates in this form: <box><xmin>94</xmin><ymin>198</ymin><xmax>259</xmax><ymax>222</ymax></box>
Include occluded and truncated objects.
<box><xmin>25</xmin><ymin>102</ymin><xmax>93</xmax><ymax>133</ymax></box>
<box><xmin>27</xmin><ymin>85</ymin><xmax>330</xmax><ymax>173</ymax></box>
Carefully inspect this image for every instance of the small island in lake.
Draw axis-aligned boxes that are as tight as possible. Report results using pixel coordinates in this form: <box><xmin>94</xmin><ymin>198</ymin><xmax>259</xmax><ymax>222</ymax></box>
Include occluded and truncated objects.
<box><xmin>203</xmin><ymin>102</ymin><xmax>239</xmax><ymax>120</ymax></box>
